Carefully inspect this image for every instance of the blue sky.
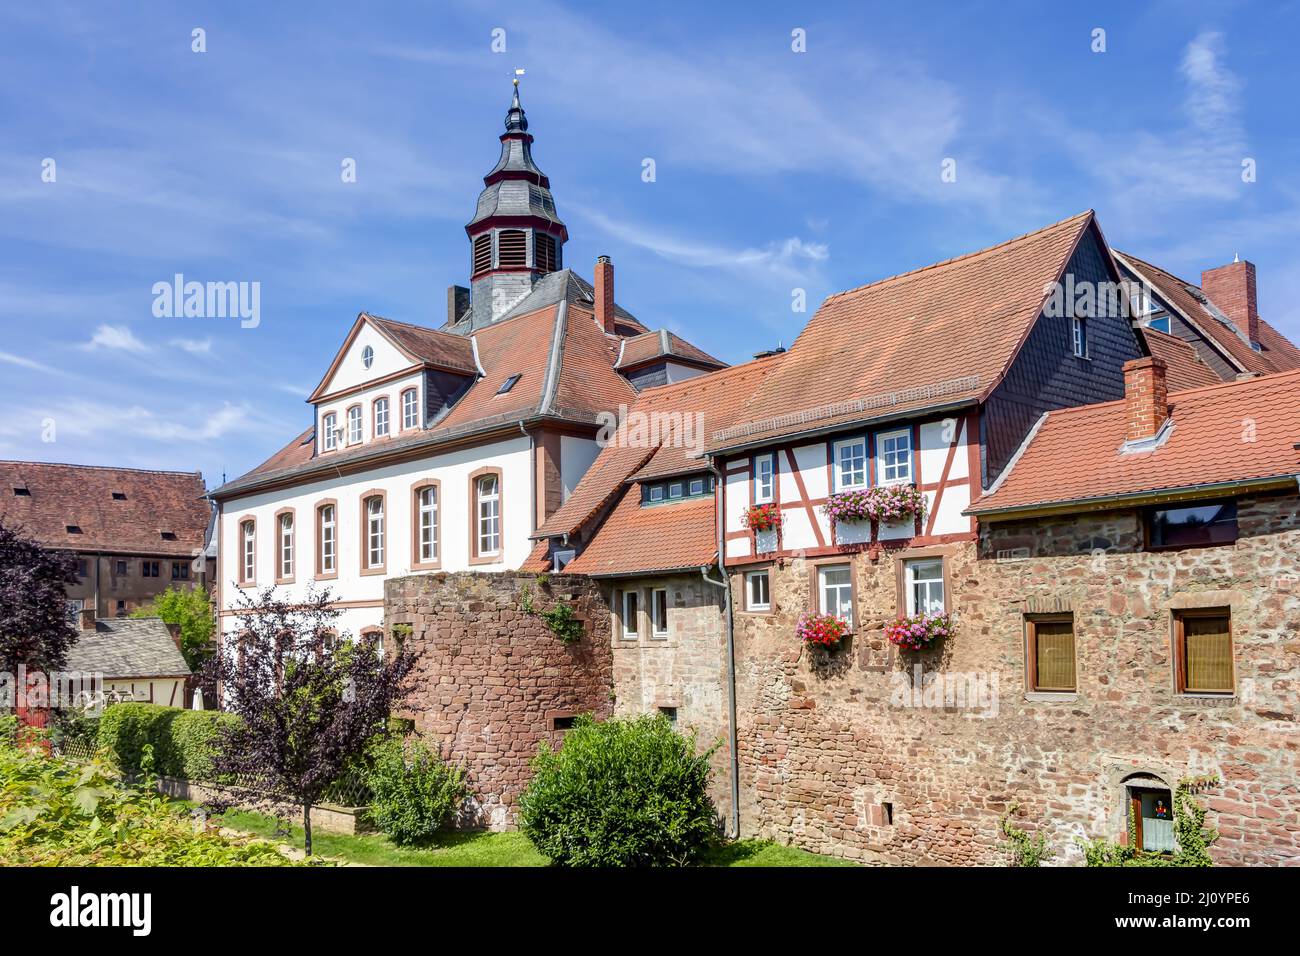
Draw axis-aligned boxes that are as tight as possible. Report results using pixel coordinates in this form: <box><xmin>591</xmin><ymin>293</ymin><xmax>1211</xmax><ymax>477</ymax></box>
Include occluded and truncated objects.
<box><xmin>3</xmin><ymin>0</ymin><xmax>1299</xmax><ymax>486</ymax></box>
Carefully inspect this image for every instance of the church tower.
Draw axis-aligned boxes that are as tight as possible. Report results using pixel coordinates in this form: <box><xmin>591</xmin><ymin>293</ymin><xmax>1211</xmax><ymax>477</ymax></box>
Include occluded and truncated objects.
<box><xmin>464</xmin><ymin>81</ymin><xmax>568</xmax><ymax>328</ymax></box>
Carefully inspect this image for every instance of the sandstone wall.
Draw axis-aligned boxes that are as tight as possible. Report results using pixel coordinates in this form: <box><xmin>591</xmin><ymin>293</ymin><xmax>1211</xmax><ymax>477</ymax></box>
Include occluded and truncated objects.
<box><xmin>385</xmin><ymin>571</ymin><xmax>613</xmax><ymax>829</ymax></box>
<box><xmin>732</xmin><ymin>491</ymin><xmax>1300</xmax><ymax>865</ymax></box>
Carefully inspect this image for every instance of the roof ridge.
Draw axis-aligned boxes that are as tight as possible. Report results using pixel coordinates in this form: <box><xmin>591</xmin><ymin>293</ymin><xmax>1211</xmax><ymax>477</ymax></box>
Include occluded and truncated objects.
<box><xmin>1034</xmin><ymin>366</ymin><xmax>1300</xmax><ymax>422</ymax></box>
<box><xmin>366</xmin><ymin>313</ymin><xmax>462</xmax><ymax>338</ymax></box>
<box><xmin>0</xmin><ymin>460</ymin><xmax>202</xmax><ymax>477</ymax></box>
<box><xmin>824</xmin><ymin>210</ymin><xmax>1094</xmax><ymax>304</ymax></box>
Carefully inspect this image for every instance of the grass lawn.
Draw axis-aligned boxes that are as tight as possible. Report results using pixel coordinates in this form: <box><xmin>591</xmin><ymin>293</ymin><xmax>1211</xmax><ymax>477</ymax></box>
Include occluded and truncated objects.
<box><xmin>219</xmin><ymin>809</ymin><xmax>857</xmax><ymax>867</ymax></box>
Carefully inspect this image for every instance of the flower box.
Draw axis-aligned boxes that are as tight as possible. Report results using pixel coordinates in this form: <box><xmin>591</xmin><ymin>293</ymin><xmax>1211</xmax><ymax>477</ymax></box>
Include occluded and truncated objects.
<box><xmin>742</xmin><ymin>503</ymin><xmax>783</xmax><ymax>532</ymax></box>
<box><xmin>822</xmin><ymin>485</ymin><xmax>925</xmax><ymax>526</ymax></box>
<box><xmin>796</xmin><ymin>612</ymin><xmax>848</xmax><ymax>648</ymax></box>
<box><xmin>884</xmin><ymin>612</ymin><xmax>953</xmax><ymax>651</ymax></box>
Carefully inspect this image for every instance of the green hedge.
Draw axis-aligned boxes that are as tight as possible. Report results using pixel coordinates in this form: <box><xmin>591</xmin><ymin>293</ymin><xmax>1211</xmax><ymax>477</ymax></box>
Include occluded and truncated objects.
<box><xmin>97</xmin><ymin>702</ymin><xmax>239</xmax><ymax>780</ymax></box>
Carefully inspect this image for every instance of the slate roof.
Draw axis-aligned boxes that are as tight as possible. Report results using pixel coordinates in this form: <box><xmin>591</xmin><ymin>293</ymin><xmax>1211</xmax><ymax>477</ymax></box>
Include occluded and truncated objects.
<box><xmin>1116</xmin><ymin>252</ymin><xmax>1300</xmax><ymax>377</ymax></box>
<box><xmin>0</xmin><ymin>462</ymin><xmax>210</xmax><ymax>556</ymax></box>
<box><xmin>705</xmin><ymin>210</ymin><xmax>1097</xmax><ymax>453</ymax></box>
<box><xmin>1138</xmin><ymin>326</ymin><xmax>1221</xmax><ymax>390</ymax></box>
<box><xmin>66</xmin><ymin>618</ymin><xmax>192</xmax><ymax>679</ymax></box>
<box><xmin>968</xmin><ymin>368</ymin><xmax>1300</xmax><ymax>517</ymax></box>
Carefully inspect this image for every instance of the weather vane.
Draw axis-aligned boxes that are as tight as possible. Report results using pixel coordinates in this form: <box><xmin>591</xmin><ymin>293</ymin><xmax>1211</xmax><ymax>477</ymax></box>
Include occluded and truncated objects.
<box><xmin>513</xmin><ymin>67</ymin><xmax>525</xmax><ymax>87</ymax></box>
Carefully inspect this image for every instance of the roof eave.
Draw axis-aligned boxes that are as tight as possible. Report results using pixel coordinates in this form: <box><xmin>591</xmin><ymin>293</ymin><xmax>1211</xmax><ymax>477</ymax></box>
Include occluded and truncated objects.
<box><xmin>967</xmin><ymin>475</ymin><xmax>1299</xmax><ymax>521</ymax></box>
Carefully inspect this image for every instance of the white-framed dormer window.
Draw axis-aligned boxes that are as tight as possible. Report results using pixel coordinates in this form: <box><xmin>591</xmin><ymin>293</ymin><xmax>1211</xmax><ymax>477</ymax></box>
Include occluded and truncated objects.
<box><xmin>278</xmin><ymin>512</ymin><xmax>293</xmax><ymax>579</ymax></box>
<box><xmin>322</xmin><ymin>413</ymin><xmax>337</xmax><ymax>451</ymax></box>
<box><xmin>347</xmin><ymin>405</ymin><xmax>363</xmax><ymax>444</ymax></box>
<box><xmin>402</xmin><ymin>388</ymin><xmax>419</xmax><ymax>430</ymax></box>
<box><xmin>374</xmin><ymin>397</ymin><xmax>389</xmax><ymax>438</ymax></box>
<box><xmin>905</xmin><ymin>558</ymin><xmax>945</xmax><ymax>615</ymax></box>
<box><xmin>620</xmin><ymin>589</ymin><xmax>639</xmax><ymax>640</ymax></box>
<box><xmin>876</xmin><ymin>428</ymin><xmax>913</xmax><ymax>486</ymax></box>
<box><xmin>754</xmin><ymin>453</ymin><xmax>775</xmax><ymax>504</ymax></box>
<box><xmin>651</xmin><ymin>588</ymin><xmax>669</xmax><ymax>639</ymax></box>
<box><xmin>1072</xmin><ymin>316</ymin><xmax>1088</xmax><ymax>358</ymax></box>
<box><xmin>833</xmin><ymin>438</ymin><xmax>867</xmax><ymax>492</ymax></box>
<box><xmin>746</xmin><ymin>569</ymin><xmax>771</xmax><ymax>611</ymax></box>
<box><xmin>817</xmin><ymin>564</ymin><xmax>853</xmax><ymax>629</ymax></box>
<box><xmin>476</xmin><ymin>474</ymin><xmax>500</xmax><ymax>556</ymax></box>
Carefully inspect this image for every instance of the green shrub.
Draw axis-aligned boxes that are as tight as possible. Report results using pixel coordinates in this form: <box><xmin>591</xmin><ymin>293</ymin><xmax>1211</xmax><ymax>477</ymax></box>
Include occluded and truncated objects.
<box><xmin>97</xmin><ymin>702</ymin><xmax>239</xmax><ymax>780</ymax></box>
<box><xmin>519</xmin><ymin>713</ymin><xmax>720</xmax><ymax>867</ymax></box>
<box><xmin>365</xmin><ymin>736</ymin><xmax>467</xmax><ymax>845</ymax></box>
<box><xmin>0</xmin><ymin>713</ymin><xmax>17</xmax><ymax>747</ymax></box>
<box><xmin>999</xmin><ymin>803</ymin><xmax>1052</xmax><ymax>867</ymax></box>
<box><xmin>1078</xmin><ymin>776</ymin><xmax>1218</xmax><ymax>867</ymax></box>
<box><xmin>0</xmin><ymin>744</ymin><xmax>298</xmax><ymax>866</ymax></box>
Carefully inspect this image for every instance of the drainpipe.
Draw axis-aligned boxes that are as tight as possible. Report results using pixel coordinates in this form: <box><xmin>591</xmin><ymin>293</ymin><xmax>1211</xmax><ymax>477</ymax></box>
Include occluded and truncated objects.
<box><xmin>520</xmin><ymin>421</ymin><xmax>537</xmax><ymax>533</ymax></box>
<box><xmin>704</xmin><ymin>458</ymin><xmax>740</xmax><ymax>839</ymax></box>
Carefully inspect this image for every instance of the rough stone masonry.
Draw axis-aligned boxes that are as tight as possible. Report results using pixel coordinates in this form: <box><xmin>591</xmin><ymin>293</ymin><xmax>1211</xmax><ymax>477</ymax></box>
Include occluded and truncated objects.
<box><xmin>385</xmin><ymin>571</ymin><xmax>613</xmax><ymax>829</ymax></box>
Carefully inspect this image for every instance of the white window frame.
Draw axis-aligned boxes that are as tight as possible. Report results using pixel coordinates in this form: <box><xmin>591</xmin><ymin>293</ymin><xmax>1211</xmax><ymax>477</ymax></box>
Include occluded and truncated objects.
<box><xmin>347</xmin><ymin>406</ymin><xmax>363</xmax><ymax>444</ymax></box>
<box><xmin>1072</xmin><ymin>316</ymin><xmax>1088</xmax><ymax>358</ymax></box>
<box><xmin>833</xmin><ymin>438</ymin><xmax>867</xmax><ymax>492</ymax></box>
<box><xmin>754</xmin><ymin>453</ymin><xmax>775</xmax><ymax>503</ymax></box>
<box><xmin>905</xmin><ymin>558</ymin><xmax>945</xmax><ymax>616</ymax></box>
<box><xmin>746</xmin><ymin>569</ymin><xmax>771</xmax><ymax>611</ymax></box>
<box><xmin>817</xmin><ymin>563</ymin><xmax>853</xmax><ymax>629</ymax></box>
<box><xmin>876</xmin><ymin>427</ymin><xmax>913</xmax><ymax>486</ymax></box>
<box><xmin>651</xmin><ymin>588</ymin><xmax>669</xmax><ymax>639</ymax></box>
<box><xmin>477</xmin><ymin>475</ymin><xmax>500</xmax><ymax>556</ymax></box>
<box><xmin>366</xmin><ymin>496</ymin><xmax>385</xmax><ymax>569</ymax></box>
<box><xmin>402</xmin><ymin>388</ymin><xmax>419</xmax><ymax>430</ymax></box>
<box><xmin>240</xmin><ymin>520</ymin><xmax>255</xmax><ymax>584</ymax></box>
<box><xmin>374</xmin><ymin>397</ymin><xmax>390</xmax><ymax>437</ymax></box>
<box><xmin>620</xmin><ymin>589</ymin><xmax>640</xmax><ymax>640</ymax></box>
<box><xmin>319</xmin><ymin>505</ymin><xmax>335</xmax><ymax>574</ymax></box>
<box><xmin>322</xmin><ymin>413</ymin><xmax>337</xmax><ymax>451</ymax></box>
<box><xmin>279</xmin><ymin>513</ymin><xmax>293</xmax><ymax>579</ymax></box>
<box><xmin>418</xmin><ymin>486</ymin><xmax>438</xmax><ymax>562</ymax></box>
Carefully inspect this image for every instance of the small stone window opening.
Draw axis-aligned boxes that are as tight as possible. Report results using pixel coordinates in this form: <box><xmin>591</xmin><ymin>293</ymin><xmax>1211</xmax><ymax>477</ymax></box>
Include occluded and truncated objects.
<box><xmin>551</xmin><ymin>715</ymin><xmax>576</xmax><ymax>731</ymax></box>
<box><xmin>658</xmin><ymin>707</ymin><xmax>677</xmax><ymax>724</ymax></box>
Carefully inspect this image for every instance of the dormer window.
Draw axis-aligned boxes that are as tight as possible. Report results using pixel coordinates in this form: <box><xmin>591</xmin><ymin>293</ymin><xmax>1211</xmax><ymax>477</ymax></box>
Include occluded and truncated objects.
<box><xmin>12</xmin><ymin>487</ymin><xmax>29</xmax><ymax>497</ymax></box>
<box><xmin>66</xmin><ymin>525</ymin><xmax>82</xmax><ymax>534</ymax></box>
<box><xmin>1072</xmin><ymin>317</ymin><xmax>1088</xmax><ymax>358</ymax></box>
<box><xmin>374</xmin><ymin>397</ymin><xmax>390</xmax><ymax>438</ymax></box>
<box><xmin>347</xmin><ymin>405</ymin><xmax>362</xmax><ymax>444</ymax></box>
<box><xmin>362</xmin><ymin>345</ymin><xmax>374</xmax><ymax>369</ymax></box>
<box><xmin>322</xmin><ymin>412</ymin><xmax>338</xmax><ymax>451</ymax></box>
<box><xmin>160</xmin><ymin>531</ymin><xmax>177</xmax><ymax>541</ymax></box>
<box><xmin>497</xmin><ymin>374</ymin><xmax>521</xmax><ymax>395</ymax></box>
<box><xmin>111</xmin><ymin>491</ymin><xmax>126</xmax><ymax>501</ymax></box>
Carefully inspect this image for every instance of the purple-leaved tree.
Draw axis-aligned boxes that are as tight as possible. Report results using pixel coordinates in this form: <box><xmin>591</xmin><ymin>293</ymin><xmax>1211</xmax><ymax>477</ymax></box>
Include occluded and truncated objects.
<box><xmin>0</xmin><ymin>520</ymin><xmax>80</xmax><ymax>678</ymax></box>
<box><xmin>202</xmin><ymin>585</ymin><xmax>414</xmax><ymax>855</ymax></box>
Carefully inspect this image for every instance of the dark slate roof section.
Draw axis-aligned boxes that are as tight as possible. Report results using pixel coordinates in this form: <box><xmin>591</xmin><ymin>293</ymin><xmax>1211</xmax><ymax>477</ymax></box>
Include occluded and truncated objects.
<box><xmin>66</xmin><ymin>618</ymin><xmax>192</xmax><ymax>679</ymax></box>
<box><xmin>442</xmin><ymin>269</ymin><xmax>644</xmax><ymax>336</ymax></box>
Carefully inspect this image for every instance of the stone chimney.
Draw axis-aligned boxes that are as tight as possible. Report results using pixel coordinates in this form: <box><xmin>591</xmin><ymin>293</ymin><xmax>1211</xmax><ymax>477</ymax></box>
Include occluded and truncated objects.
<box><xmin>1201</xmin><ymin>258</ymin><xmax>1258</xmax><ymax>344</ymax></box>
<box><xmin>1123</xmin><ymin>356</ymin><xmax>1169</xmax><ymax>443</ymax></box>
<box><xmin>446</xmin><ymin>285</ymin><xmax>470</xmax><ymax>326</ymax></box>
<box><xmin>594</xmin><ymin>256</ymin><xmax>615</xmax><ymax>333</ymax></box>
<box><xmin>165</xmin><ymin>622</ymin><xmax>183</xmax><ymax>652</ymax></box>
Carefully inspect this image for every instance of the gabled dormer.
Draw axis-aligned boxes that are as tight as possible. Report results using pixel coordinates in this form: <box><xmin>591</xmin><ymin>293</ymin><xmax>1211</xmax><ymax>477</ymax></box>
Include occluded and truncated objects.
<box><xmin>308</xmin><ymin>313</ymin><xmax>477</xmax><ymax>456</ymax></box>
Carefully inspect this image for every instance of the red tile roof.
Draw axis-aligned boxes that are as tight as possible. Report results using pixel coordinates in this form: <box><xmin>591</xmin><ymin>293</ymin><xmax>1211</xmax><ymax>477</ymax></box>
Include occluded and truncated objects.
<box><xmin>536</xmin><ymin>353</ymin><xmax>783</xmax><ymax>539</ymax></box>
<box><xmin>0</xmin><ymin>461</ymin><xmax>210</xmax><ymax>556</ymax></box>
<box><xmin>1117</xmin><ymin>253</ymin><xmax>1300</xmax><ymax>377</ymax></box>
<box><xmin>969</xmin><ymin>368</ymin><xmax>1300</xmax><ymax>516</ymax></box>
<box><xmin>563</xmin><ymin>489</ymin><xmax>716</xmax><ymax>576</ymax></box>
<box><xmin>706</xmin><ymin>211</ymin><xmax>1097</xmax><ymax>452</ymax></box>
<box><xmin>367</xmin><ymin>314</ymin><xmax>478</xmax><ymax>374</ymax></box>
<box><xmin>1138</xmin><ymin>326</ymin><xmax>1221</xmax><ymax>389</ymax></box>
<box><xmin>615</xmin><ymin>330</ymin><xmax>726</xmax><ymax>371</ymax></box>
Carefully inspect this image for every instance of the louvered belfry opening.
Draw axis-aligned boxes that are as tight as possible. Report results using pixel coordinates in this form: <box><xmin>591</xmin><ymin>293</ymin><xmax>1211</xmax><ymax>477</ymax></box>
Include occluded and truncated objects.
<box><xmin>472</xmin><ymin>234</ymin><xmax>492</xmax><ymax>276</ymax></box>
<box><xmin>497</xmin><ymin>229</ymin><xmax>527</xmax><ymax>269</ymax></box>
<box><xmin>535</xmin><ymin>233</ymin><xmax>557</xmax><ymax>273</ymax></box>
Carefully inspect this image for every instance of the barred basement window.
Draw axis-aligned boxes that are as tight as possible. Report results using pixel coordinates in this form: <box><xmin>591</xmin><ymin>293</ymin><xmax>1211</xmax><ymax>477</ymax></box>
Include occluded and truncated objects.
<box><xmin>535</xmin><ymin>233</ymin><xmax>557</xmax><ymax>272</ymax></box>
<box><xmin>497</xmin><ymin>229</ymin><xmax>527</xmax><ymax>268</ymax></box>
<box><xmin>472</xmin><ymin>234</ymin><xmax>492</xmax><ymax>275</ymax></box>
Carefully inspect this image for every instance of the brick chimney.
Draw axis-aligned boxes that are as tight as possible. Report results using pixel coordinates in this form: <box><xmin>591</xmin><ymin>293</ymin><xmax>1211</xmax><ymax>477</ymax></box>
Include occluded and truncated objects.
<box><xmin>1123</xmin><ymin>356</ymin><xmax>1169</xmax><ymax>442</ymax></box>
<box><xmin>446</xmin><ymin>285</ymin><xmax>470</xmax><ymax>326</ymax></box>
<box><xmin>79</xmin><ymin>608</ymin><xmax>96</xmax><ymax>630</ymax></box>
<box><xmin>594</xmin><ymin>256</ymin><xmax>615</xmax><ymax>333</ymax></box>
<box><xmin>1201</xmin><ymin>258</ymin><xmax>1258</xmax><ymax>344</ymax></box>
<box><xmin>165</xmin><ymin>622</ymin><xmax>183</xmax><ymax>652</ymax></box>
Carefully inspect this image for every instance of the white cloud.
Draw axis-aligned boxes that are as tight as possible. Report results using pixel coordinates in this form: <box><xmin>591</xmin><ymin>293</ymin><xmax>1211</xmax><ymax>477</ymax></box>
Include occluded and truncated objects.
<box><xmin>0</xmin><ymin>350</ymin><xmax>54</xmax><ymax>372</ymax></box>
<box><xmin>81</xmin><ymin>323</ymin><xmax>150</xmax><ymax>353</ymax></box>
<box><xmin>1181</xmin><ymin>31</ymin><xmax>1242</xmax><ymax>135</ymax></box>
<box><xmin>170</xmin><ymin>337</ymin><xmax>213</xmax><ymax>356</ymax></box>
